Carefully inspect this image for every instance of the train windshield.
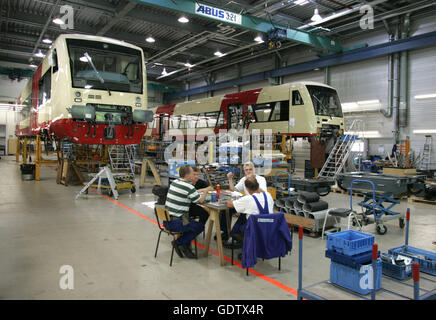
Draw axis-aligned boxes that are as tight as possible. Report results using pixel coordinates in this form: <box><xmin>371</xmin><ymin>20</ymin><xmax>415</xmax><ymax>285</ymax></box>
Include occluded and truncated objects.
<box><xmin>67</xmin><ymin>39</ymin><xmax>143</xmax><ymax>94</ymax></box>
<box><xmin>306</xmin><ymin>85</ymin><xmax>343</xmax><ymax>117</ymax></box>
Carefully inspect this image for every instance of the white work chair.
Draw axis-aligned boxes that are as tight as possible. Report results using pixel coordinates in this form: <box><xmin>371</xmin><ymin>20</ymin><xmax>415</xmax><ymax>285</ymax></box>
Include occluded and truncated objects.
<box><xmin>321</xmin><ymin>208</ymin><xmax>362</xmax><ymax>239</ymax></box>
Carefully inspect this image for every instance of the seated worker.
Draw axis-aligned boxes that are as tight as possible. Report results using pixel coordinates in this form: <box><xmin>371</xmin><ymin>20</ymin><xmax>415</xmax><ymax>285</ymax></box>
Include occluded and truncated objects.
<box><xmin>224</xmin><ymin>178</ymin><xmax>274</xmax><ymax>248</ymax></box>
<box><xmin>165</xmin><ymin>165</ymin><xmax>214</xmax><ymax>259</ymax></box>
<box><xmin>227</xmin><ymin>161</ymin><xmax>267</xmax><ymax>194</ymax></box>
<box><xmin>219</xmin><ymin>162</ymin><xmax>268</xmax><ymax>240</ymax></box>
<box><xmin>189</xmin><ymin>167</ymin><xmax>211</xmax><ymax>225</ymax></box>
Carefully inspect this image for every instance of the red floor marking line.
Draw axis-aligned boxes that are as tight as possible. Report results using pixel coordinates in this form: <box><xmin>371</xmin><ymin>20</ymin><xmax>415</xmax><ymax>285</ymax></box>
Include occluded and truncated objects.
<box><xmin>88</xmin><ymin>187</ymin><xmax>158</xmax><ymax>226</ymax></box>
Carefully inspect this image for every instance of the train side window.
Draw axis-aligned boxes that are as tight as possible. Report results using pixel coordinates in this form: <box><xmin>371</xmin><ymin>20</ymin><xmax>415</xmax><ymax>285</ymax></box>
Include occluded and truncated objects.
<box><xmin>205</xmin><ymin>112</ymin><xmax>219</xmax><ymax>128</ymax></box>
<box><xmin>292</xmin><ymin>90</ymin><xmax>304</xmax><ymax>105</ymax></box>
<box><xmin>252</xmin><ymin>103</ymin><xmax>273</xmax><ymax>122</ymax></box>
<box><xmin>170</xmin><ymin>116</ymin><xmax>180</xmax><ymax>129</ymax></box>
<box><xmin>187</xmin><ymin>114</ymin><xmax>198</xmax><ymax>129</ymax></box>
<box><xmin>38</xmin><ymin>71</ymin><xmax>51</xmax><ymax>105</ymax></box>
<box><xmin>216</xmin><ymin>111</ymin><xmax>224</xmax><ymax>127</ymax></box>
<box><xmin>52</xmin><ymin>49</ymin><xmax>59</xmax><ymax>73</ymax></box>
<box><xmin>269</xmin><ymin>101</ymin><xmax>289</xmax><ymax>121</ymax></box>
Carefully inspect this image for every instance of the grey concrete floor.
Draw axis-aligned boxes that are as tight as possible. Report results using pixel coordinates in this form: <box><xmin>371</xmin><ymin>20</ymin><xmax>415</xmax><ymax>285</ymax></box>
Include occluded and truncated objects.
<box><xmin>0</xmin><ymin>156</ymin><xmax>435</xmax><ymax>300</ymax></box>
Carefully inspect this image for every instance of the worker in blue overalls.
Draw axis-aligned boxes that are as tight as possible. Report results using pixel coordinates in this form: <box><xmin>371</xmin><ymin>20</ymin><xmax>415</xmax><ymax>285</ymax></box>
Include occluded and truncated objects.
<box><xmin>224</xmin><ymin>177</ymin><xmax>274</xmax><ymax>248</ymax></box>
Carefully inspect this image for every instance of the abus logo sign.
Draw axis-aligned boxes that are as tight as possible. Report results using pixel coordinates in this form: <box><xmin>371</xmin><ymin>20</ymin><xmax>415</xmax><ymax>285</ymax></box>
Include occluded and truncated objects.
<box><xmin>194</xmin><ymin>3</ymin><xmax>242</xmax><ymax>25</ymax></box>
<box><xmin>196</xmin><ymin>5</ymin><xmax>225</xmax><ymax>19</ymax></box>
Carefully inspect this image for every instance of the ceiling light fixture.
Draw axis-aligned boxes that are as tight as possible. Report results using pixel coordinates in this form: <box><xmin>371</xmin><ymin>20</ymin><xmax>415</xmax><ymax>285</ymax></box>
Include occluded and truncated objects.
<box><xmin>52</xmin><ymin>17</ymin><xmax>65</xmax><ymax>25</ymax></box>
<box><xmin>34</xmin><ymin>50</ymin><xmax>45</xmax><ymax>58</ymax></box>
<box><xmin>29</xmin><ymin>64</ymin><xmax>37</xmax><ymax>68</ymax></box>
<box><xmin>161</xmin><ymin>68</ymin><xmax>168</xmax><ymax>76</ymax></box>
<box><xmin>214</xmin><ymin>50</ymin><xmax>224</xmax><ymax>57</ymax></box>
<box><xmin>294</xmin><ymin>0</ymin><xmax>309</xmax><ymax>5</ymax></box>
<box><xmin>254</xmin><ymin>36</ymin><xmax>264</xmax><ymax>43</ymax></box>
<box><xmin>80</xmin><ymin>56</ymin><xmax>89</xmax><ymax>62</ymax></box>
<box><xmin>178</xmin><ymin>16</ymin><xmax>189</xmax><ymax>23</ymax></box>
<box><xmin>413</xmin><ymin>129</ymin><xmax>436</xmax><ymax>134</ymax></box>
<box><xmin>42</xmin><ymin>38</ymin><xmax>52</xmax><ymax>44</ymax></box>
<box><xmin>415</xmin><ymin>94</ymin><xmax>436</xmax><ymax>100</ymax></box>
<box><xmin>311</xmin><ymin>8</ymin><xmax>322</xmax><ymax>22</ymax></box>
<box><xmin>146</xmin><ymin>36</ymin><xmax>155</xmax><ymax>43</ymax></box>
<box><xmin>184</xmin><ymin>62</ymin><xmax>194</xmax><ymax>68</ymax></box>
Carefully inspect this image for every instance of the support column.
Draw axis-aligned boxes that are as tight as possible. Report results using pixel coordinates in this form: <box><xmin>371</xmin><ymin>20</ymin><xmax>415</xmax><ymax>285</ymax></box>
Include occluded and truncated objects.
<box><xmin>23</xmin><ymin>138</ymin><xmax>27</xmax><ymax>165</ymax></box>
<box><xmin>16</xmin><ymin>138</ymin><xmax>20</xmax><ymax>162</ymax></box>
<box><xmin>35</xmin><ymin>135</ymin><xmax>41</xmax><ymax>181</ymax></box>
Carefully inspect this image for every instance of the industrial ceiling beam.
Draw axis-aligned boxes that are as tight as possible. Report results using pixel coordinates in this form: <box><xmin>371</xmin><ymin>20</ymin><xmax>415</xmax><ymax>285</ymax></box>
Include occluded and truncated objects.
<box><xmin>96</xmin><ymin>1</ymin><xmax>137</xmax><ymax>36</ymax></box>
<box><xmin>130</xmin><ymin>0</ymin><xmax>343</xmax><ymax>52</ymax></box>
<box><xmin>4</xmin><ymin>11</ymin><xmax>215</xmax><ymax>59</ymax></box>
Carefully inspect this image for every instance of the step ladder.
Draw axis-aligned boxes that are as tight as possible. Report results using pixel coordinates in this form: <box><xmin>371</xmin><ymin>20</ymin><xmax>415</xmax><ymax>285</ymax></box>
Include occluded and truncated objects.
<box><xmin>420</xmin><ymin>135</ymin><xmax>432</xmax><ymax>171</ymax></box>
<box><xmin>318</xmin><ymin>120</ymin><xmax>363</xmax><ymax>179</ymax></box>
<box><xmin>108</xmin><ymin>145</ymin><xmax>135</xmax><ymax>176</ymax></box>
<box><xmin>75</xmin><ymin>166</ymin><xmax>119</xmax><ymax>200</ymax></box>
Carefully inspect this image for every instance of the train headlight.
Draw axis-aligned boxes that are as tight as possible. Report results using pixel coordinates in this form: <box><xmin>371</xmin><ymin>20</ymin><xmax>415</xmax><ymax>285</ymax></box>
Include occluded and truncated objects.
<box><xmin>74</xmin><ymin>98</ymin><xmax>82</xmax><ymax>102</ymax></box>
<box><xmin>135</xmin><ymin>103</ymin><xmax>142</xmax><ymax>107</ymax></box>
<box><xmin>75</xmin><ymin>91</ymin><xmax>81</xmax><ymax>97</ymax></box>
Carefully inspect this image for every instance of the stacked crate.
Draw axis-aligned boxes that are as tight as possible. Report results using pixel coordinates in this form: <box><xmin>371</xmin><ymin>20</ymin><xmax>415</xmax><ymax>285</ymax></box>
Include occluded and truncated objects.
<box><xmin>325</xmin><ymin>230</ymin><xmax>382</xmax><ymax>295</ymax></box>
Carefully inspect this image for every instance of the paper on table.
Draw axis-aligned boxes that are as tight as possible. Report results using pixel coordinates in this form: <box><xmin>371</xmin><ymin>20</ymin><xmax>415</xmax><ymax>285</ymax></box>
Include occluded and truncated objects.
<box><xmin>230</xmin><ymin>191</ymin><xmax>243</xmax><ymax>197</ymax></box>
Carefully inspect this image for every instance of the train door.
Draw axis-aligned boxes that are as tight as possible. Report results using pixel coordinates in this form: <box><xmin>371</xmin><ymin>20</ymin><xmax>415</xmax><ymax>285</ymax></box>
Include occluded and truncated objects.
<box><xmin>154</xmin><ymin>113</ymin><xmax>169</xmax><ymax>138</ymax></box>
<box><xmin>226</xmin><ymin>103</ymin><xmax>243</xmax><ymax>130</ymax></box>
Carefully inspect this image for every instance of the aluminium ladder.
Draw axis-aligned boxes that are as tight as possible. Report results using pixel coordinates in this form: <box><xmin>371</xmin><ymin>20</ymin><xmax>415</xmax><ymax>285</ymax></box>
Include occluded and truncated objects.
<box><xmin>420</xmin><ymin>135</ymin><xmax>432</xmax><ymax>171</ymax></box>
<box><xmin>318</xmin><ymin>120</ymin><xmax>363</xmax><ymax>179</ymax></box>
<box><xmin>108</xmin><ymin>145</ymin><xmax>136</xmax><ymax>176</ymax></box>
<box><xmin>75</xmin><ymin>166</ymin><xmax>119</xmax><ymax>200</ymax></box>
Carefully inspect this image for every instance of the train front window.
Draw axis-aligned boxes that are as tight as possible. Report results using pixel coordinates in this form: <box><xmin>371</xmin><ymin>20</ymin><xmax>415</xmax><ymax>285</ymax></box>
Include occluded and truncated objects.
<box><xmin>67</xmin><ymin>39</ymin><xmax>143</xmax><ymax>94</ymax></box>
<box><xmin>306</xmin><ymin>85</ymin><xmax>343</xmax><ymax>117</ymax></box>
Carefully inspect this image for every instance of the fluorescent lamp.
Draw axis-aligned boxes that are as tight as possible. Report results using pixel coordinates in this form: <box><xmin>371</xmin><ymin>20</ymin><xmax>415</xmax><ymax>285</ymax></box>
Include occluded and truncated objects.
<box><xmin>415</xmin><ymin>94</ymin><xmax>436</xmax><ymax>100</ymax></box>
<box><xmin>80</xmin><ymin>56</ymin><xmax>89</xmax><ymax>62</ymax></box>
<box><xmin>178</xmin><ymin>16</ymin><xmax>189</xmax><ymax>23</ymax></box>
<box><xmin>254</xmin><ymin>36</ymin><xmax>264</xmax><ymax>43</ymax></box>
<box><xmin>52</xmin><ymin>18</ymin><xmax>65</xmax><ymax>25</ymax></box>
<box><xmin>413</xmin><ymin>129</ymin><xmax>436</xmax><ymax>134</ymax></box>
<box><xmin>161</xmin><ymin>68</ymin><xmax>168</xmax><ymax>76</ymax></box>
<box><xmin>29</xmin><ymin>64</ymin><xmax>37</xmax><ymax>68</ymax></box>
<box><xmin>358</xmin><ymin>99</ymin><xmax>380</xmax><ymax>105</ymax></box>
<box><xmin>184</xmin><ymin>62</ymin><xmax>194</xmax><ymax>68</ymax></box>
<box><xmin>42</xmin><ymin>38</ymin><xmax>52</xmax><ymax>44</ymax></box>
<box><xmin>295</xmin><ymin>0</ymin><xmax>309</xmax><ymax>5</ymax></box>
<box><xmin>146</xmin><ymin>36</ymin><xmax>155</xmax><ymax>43</ymax></box>
<box><xmin>154</xmin><ymin>62</ymin><xmax>163</xmax><ymax>66</ymax></box>
<box><xmin>311</xmin><ymin>8</ymin><xmax>322</xmax><ymax>22</ymax></box>
<box><xmin>34</xmin><ymin>50</ymin><xmax>45</xmax><ymax>58</ymax></box>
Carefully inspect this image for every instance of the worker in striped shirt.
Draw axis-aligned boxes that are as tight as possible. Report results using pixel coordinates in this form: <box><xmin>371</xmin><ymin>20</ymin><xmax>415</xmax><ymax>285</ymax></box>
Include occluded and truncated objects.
<box><xmin>165</xmin><ymin>165</ymin><xmax>214</xmax><ymax>259</ymax></box>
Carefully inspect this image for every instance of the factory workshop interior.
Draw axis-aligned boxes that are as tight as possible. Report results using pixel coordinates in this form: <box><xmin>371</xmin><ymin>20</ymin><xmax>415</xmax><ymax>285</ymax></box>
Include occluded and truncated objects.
<box><xmin>1</xmin><ymin>0</ymin><xmax>436</xmax><ymax>307</ymax></box>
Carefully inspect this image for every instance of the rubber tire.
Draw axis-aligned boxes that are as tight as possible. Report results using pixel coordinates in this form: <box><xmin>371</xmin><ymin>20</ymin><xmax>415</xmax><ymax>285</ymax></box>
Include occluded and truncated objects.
<box><xmin>376</xmin><ymin>224</ymin><xmax>387</xmax><ymax>235</ymax></box>
<box><xmin>399</xmin><ymin>218</ymin><xmax>405</xmax><ymax>229</ymax></box>
<box><xmin>131</xmin><ymin>186</ymin><xmax>136</xmax><ymax>193</ymax></box>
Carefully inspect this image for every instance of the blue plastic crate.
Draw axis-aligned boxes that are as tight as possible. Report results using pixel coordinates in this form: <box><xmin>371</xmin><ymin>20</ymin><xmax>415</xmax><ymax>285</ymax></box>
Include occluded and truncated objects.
<box><xmin>330</xmin><ymin>259</ymin><xmax>382</xmax><ymax>295</ymax></box>
<box><xmin>326</xmin><ymin>230</ymin><xmax>375</xmax><ymax>256</ymax></box>
<box><xmin>388</xmin><ymin>245</ymin><xmax>436</xmax><ymax>276</ymax></box>
<box><xmin>325</xmin><ymin>249</ymin><xmax>379</xmax><ymax>269</ymax></box>
<box><xmin>381</xmin><ymin>253</ymin><xmax>412</xmax><ymax>280</ymax></box>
